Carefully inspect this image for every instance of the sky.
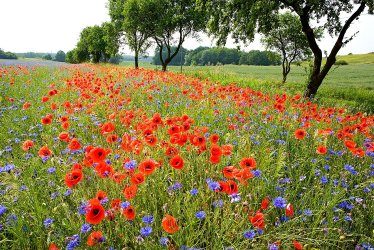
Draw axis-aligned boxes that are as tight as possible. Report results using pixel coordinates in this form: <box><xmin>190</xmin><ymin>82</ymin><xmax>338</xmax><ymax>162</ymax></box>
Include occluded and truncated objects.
<box><xmin>1</xmin><ymin>0</ymin><xmax>373</xmax><ymax>55</ymax></box>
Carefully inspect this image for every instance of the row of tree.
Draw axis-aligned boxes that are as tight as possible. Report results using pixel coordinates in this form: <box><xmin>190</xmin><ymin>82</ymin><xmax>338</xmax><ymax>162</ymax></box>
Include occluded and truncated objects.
<box><xmin>152</xmin><ymin>46</ymin><xmax>282</xmax><ymax>66</ymax></box>
<box><xmin>0</xmin><ymin>49</ymin><xmax>17</xmax><ymax>59</ymax></box>
<box><xmin>69</xmin><ymin>0</ymin><xmax>373</xmax><ymax>97</ymax></box>
<box><xmin>42</xmin><ymin>50</ymin><xmax>66</xmax><ymax>62</ymax></box>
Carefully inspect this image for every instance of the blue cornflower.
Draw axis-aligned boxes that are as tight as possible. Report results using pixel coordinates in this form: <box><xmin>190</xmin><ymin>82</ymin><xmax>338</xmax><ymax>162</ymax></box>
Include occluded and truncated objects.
<box><xmin>140</xmin><ymin>226</ymin><xmax>152</xmax><ymax>237</ymax></box>
<box><xmin>124</xmin><ymin>160</ymin><xmax>137</xmax><ymax>171</ymax></box>
<box><xmin>321</xmin><ymin>176</ymin><xmax>328</xmax><ymax>184</ymax></box>
<box><xmin>229</xmin><ymin>193</ymin><xmax>241</xmax><ymax>203</ymax></box>
<box><xmin>43</xmin><ymin>218</ymin><xmax>53</xmax><ymax>228</ymax></box>
<box><xmin>173</xmin><ymin>182</ymin><xmax>183</xmax><ymax>190</ymax></box>
<box><xmin>0</xmin><ymin>205</ymin><xmax>7</xmax><ymax>216</ymax></box>
<box><xmin>159</xmin><ymin>237</ymin><xmax>169</xmax><ymax>246</ymax></box>
<box><xmin>363</xmin><ymin>187</ymin><xmax>371</xmax><ymax>193</ymax></box>
<box><xmin>208</xmin><ymin>181</ymin><xmax>220</xmax><ymax>191</ymax></box>
<box><xmin>78</xmin><ymin>201</ymin><xmax>88</xmax><ymax>215</ymax></box>
<box><xmin>344</xmin><ymin>216</ymin><xmax>352</xmax><ymax>222</ymax></box>
<box><xmin>47</xmin><ymin>167</ymin><xmax>56</xmax><ymax>174</ymax></box>
<box><xmin>251</xmin><ymin>169</ymin><xmax>262</xmax><ymax>177</ymax></box>
<box><xmin>243</xmin><ymin>230</ymin><xmax>256</xmax><ymax>239</ymax></box>
<box><xmin>190</xmin><ymin>188</ymin><xmax>198</xmax><ymax>196</ymax></box>
<box><xmin>66</xmin><ymin>234</ymin><xmax>80</xmax><ymax>250</ymax></box>
<box><xmin>64</xmin><ymin>189</ymin><xmax>73</xmax><ymax>196</ymax></box>
<box><xmin>195</xmin><ymin>211</ymin><xmax>206</xmax><ymax>220</ymax></box>
<box><xmin>213</xmin><ymin>200</ymin><xmax>224</xmax><ymax>208</ymax></box>
<box><xmin>273</xmin><ymin>197</ymin><xmax>287</xmax><ymax>209</ymax></box>
<box><xmin>304</xmin><ymin>209</ymin><xmax>313</xmax><ymax>216</ymax></box>
<box><xmin>80</xmin><ymin>223</ymin><xmax>91</xmax><ymax>233</ymax></box>
<box><xmin>121</xmin><ymin>201</ymin><xmax>131</xmax><ymax>209</ymax></box>
<box><xmin>269</xmin><ymin>243</ymin><xmax>279</xmax><ymax>250</ymax></box>
<box><xmin>142</xmin><ymin>215</ymin><xmax>154</xmax><ymax>224</ymax></box>
<box><xmin>344</xmin><ymin>165</ymin><xmax>358</xmax><ymax>175</ymax></box>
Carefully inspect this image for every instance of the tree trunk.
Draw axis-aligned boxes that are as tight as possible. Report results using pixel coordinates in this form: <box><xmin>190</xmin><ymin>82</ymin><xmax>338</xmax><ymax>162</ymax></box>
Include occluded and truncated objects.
<box><xmin>134</xmin><ymin>50</ymin><xmax>139</xmax><ymax>69</ymax></box>
<box><xmin>162</xmin><ymin>63</ymin><xmax>167</xmax><ymax>71</ymax></box>
<box><xmin>299</xmin><ymin>2</ymin><xmax>366</xmax><ymax>98</ymax></box>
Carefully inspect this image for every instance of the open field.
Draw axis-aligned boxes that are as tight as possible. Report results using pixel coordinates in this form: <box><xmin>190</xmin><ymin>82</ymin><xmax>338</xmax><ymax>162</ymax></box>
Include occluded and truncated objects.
<box><xmin>0</xmin><ymin>63</ymin><xmax>373</xmax><ymax>249</ymax></box>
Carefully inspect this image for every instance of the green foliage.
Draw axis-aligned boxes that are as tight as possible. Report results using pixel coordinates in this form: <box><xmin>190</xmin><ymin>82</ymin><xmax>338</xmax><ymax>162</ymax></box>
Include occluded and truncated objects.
<box><xmin>72</xmin><ymin>22</ymin><xmax>119</xmax><ymax>64</ymax></box>
<box><xmin>239</xmin><ymin>50</ymin><xmax>281</xmax><ymax>66</ymax></box>
<box><xmin>108</xmin><ymin>54</ymin><xmax>123</xmax><ymax>64</ymax></box>
<box><xmin>54</xmin><ymin>50</ymin><xmax>66</xmax><ymax>62</ymax></box>
<box><xmin>0</xmin><ymin>48</ymin><xmax>18</xmax><ymax>59</ymax></box>
<box><xmin>42</xmin><ymin>54</ymin><xmax>52</xmax><ymax>60</ymax></box>
<box><xmin>335</xmin><ymin>60</ymin><xmax>348</xmax><ymax>65</ymax></box>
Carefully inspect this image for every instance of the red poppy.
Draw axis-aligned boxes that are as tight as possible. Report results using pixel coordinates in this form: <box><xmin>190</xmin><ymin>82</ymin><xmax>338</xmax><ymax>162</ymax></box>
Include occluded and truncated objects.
<box><xmin>96</xmin><ymin>190</ymin><xmax>107</xmax><ymax>201</ymax></box>
<box><xmin>286</xmin><ymin>203</ymin><xmax>294</xmax><ymax>217</ymax></box>
<box><xmin>72</xmin><ymin>163</ymin><xmax>83</xmax><ymax>171</ymax></box>
<box><xmin>111</xmin><ymin>199</ymin><xmax>121</xmax><ymax>209</ymax></box>
<box><xmin>226</xmin><ymin>180</ymin><xmax>238</xmax><ymax>195</ymax></box>
<box><xmin>48</xmin><ymin>243</ymin><xmax>60</xmax><ymax>250</ymax></box>
<box><xmin>86</xmin><ymin>200</ymin><xmax>105</xmax><ymax>224</ymax></box>
<box><xmin>138</xmin><ymin>159</ymin><xmax>157</xmax><ymax>175</ymax></box>
<box><xmin>170</xmin><ymin>155</ymin><xmax>184</xmax><ymax>170</ymax></box>
<box><xmin>58</xmin><ymin>132</ymin><xmax>70</xmax><ymax>142</ymax></box>
<box><xmin>210</xmin><ymin>134</ymin><xmax>219</xmax><ymax>144</ymax></box>
<box><xmin>41</xmin><ymin>96</ymin><xmax>49</xmax><ymax>102</ymax></box>
<box><xmin>100</xmin><ymin>122</ymin><xmax>115</xmax><ymax>134</ymax></box>
<box><xmin>131</xmin><ymin>172</ymin><xmax>145</xmax><ymax>185</ymax></box>
<box><xmin>106</xmin><ymin>134</ymin><xmax>118</xmax><ymax>143</ymax></box>
<box><xmin>344</xmin><ymin>140</ymin><xmax>356</xmax><ymax>149</ymax></box>
<box><xmin>249</xmin><ymin>211</ymin><xmax>265</xmax><ymax>229</ymax></box>
<box><xmin>41</xmin><ymin>116</ymin><xmax>52</xmax><ymax>125</ymax></box>
<box><xmin>294</xmin><ymin>129</ymin><xmax>306</xmax><ymax>139</ymax></box>
<box><xmin>22</xmin><ymin>102</ymin><xmax>31</xmax><ymax>109</ymax></box>
<box><xmin>240</xmin><ymin>157</ymin><xmax>257</xmax><ymax>169</ymax></box>
<box><xmin>122</xmin><ymin>206</ymin><xmax>135</xmax><ymax>220</ymax></box>
<box><xmin>123</xmin><ymin>185</ymin><xmax>138</xmax><ymax>200</ymax></box>
<box><xmin>210</xmin><ymin>155</ymin><xmax>221</xmax><ymax>164</ymax></box>
<box><xmin>68</xmin><ymin>138</ymin><xmax>81</xmax><ymax>151</ymax></box>
<box><xmin>38</xmin><ymin>146</ymin><xmax>52</xmax><ymax>158</ymax></box>
<box><xmin>222</xmin><ymin>166</ymin><xmax>236</xmax><ymax>178</ymax></box>
<box><xmin>316</xmin><ymin>145</ymin><xmax>327</xmax><ymax>155</ymax></box>
<box><xmin>165</xmin><ymin>146</ymin><xmax>179</xmax><ymax>157</ymax></box>
<box><xmin>64</xmin><ymin>169</ymin><xmax>83</xmax><ymax>188</ymax></box>
<box><xmin>222</xmin><ymin>144</ymin><xmax>233</xmax><ymax>156</ymax></box>
<box><xmin>96</xmin><ymin>162</ymin><xmax>114</xmax><ymax>178</ymax></box>
<box><xmin>22</xmin><ymin>140</ymin><xmax>34</xmax><ymax>151</ymax></box>
<box><xmin>87</xmin><ymin>231</ymin><xmax>103</xmax><ymax>246</ymax></box>
<box><xmin>89</xmin><ymin>147</ymin><xmax>107</xmax><ymax>162</ymax></box>
<box><xmin>293</xmin><ymin>240</ymin><xmax>303</xmax><ymax>250</ymax></box>
<box><xmin>210</xmin><ymin>144</ymin><xmax>222</xmax><ymax>157</ymax></box>
<box><xmin>162</xmin><ymin>214</ymin><xmax>179</xmax><ymax>234</ymax></box>
<box><xmin>260</xmin><ymin>197</ymin><xmax>270</xmax><ymax>210</ymax></box>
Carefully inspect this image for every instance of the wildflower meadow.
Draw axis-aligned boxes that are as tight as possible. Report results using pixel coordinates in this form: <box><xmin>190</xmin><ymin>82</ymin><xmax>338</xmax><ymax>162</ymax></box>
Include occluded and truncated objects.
<box><xmin>0</xmin><ymin>64</ymin><xmax>373</xmax><ymax>249</ymax></box>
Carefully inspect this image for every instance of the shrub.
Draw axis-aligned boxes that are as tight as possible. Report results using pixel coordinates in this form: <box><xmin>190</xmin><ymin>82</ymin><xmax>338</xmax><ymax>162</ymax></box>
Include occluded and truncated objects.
<box><xmin>335</xmin><ymin>60</ymin><xmax>348</xmax><ymax>65</ymax></box>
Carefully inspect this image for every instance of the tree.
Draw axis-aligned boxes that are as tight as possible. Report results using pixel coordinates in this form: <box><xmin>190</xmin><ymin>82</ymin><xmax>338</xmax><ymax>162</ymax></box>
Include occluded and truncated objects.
<box><xmin>261</xmin><ymin>12</ymin><xmax>321</xmax><ymax>83</ymax></box>
<box><xmin>152</xmin><ymin>46</ymin><xmax>188</xmax><ymax>66</ymax></box>
<box><xmin>54</xmin><ymin>51</ymin><xmax>65</xmax><ymax>62</ymax></box>
<box><xmin>201</xmin><ymin>0</ymin><xmax>374</xmax><ymax>98</ymax></box>
<box><xmin>74</xmin><ymin>23</ymin><xmax>118</xmax><ymax>63</ymax></box>
<box><xmin>0</xmin><ymin>49</ymin><xmax>17</xmax><ymax>59</ymax></box>
<box><xmin>151</xmin><ymin>0</ymin><xmax>207</xmax><ymax>71</ymax></box>
<box><xmin>122</xmin><ymin>0</ymin><xmax>154</xmax><ymax>68</ymax></box>
<box><xmin>42</xmin><ymin>54</ymin><xmax>52</xmax><ymax>60</ymax></box>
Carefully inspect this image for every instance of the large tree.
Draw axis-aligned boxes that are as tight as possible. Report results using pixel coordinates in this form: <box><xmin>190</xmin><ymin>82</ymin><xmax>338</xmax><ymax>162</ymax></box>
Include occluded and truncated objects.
<box><xmin>201</xmin><ymin>0</ymin><xmax>374</xmax><ymax>98</ymax></box>
<box><xmin>151</xmin><ymin>0</ymin><xmax>207</xmax><ymax>71</ymax></box>
<box><xmin>261</xmin><ymin>12</ymin><xmax>322</xmax><ymax>84</ymax></box>
<box><xmin>122</xmin><ymin>0</ymin><xmax>154</xmax><ymax>68</ymax></box>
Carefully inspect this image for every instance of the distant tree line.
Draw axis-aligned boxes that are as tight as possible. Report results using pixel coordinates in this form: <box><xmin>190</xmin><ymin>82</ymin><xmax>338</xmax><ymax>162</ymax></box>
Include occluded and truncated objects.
<box><xmin>0</xmin><ymin>49</ymin><xmax>18</xmax><ymax>59</ymax></box>
<box><xmin>152</xmin><ymin>46</ymin><xmax>281</xmax><ymax>66</ymax></box>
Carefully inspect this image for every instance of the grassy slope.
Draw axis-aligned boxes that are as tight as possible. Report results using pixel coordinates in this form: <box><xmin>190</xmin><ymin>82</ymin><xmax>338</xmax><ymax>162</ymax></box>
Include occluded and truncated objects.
<box><xmin>120</xmin><ymin>53</ymin><xmax>374</xmax><ymax>113</ymax></box>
